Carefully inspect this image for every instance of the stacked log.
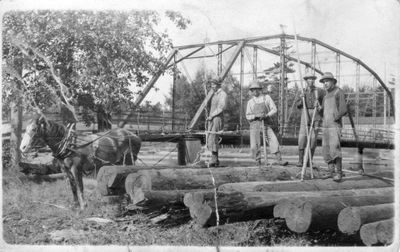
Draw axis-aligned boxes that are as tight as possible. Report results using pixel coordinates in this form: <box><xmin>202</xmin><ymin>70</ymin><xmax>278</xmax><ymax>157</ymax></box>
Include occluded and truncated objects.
<box><xmin>97</xmin><ymin>165</ymin><xmax>139</xmax><ymax>196</ymax></box>
<box><xmin>277</xmin><ymin>188</ymin><xmax>393</xmax><ymax>233</ymax></box>
<box><xmin>97</xmin><ymin>165</ymin><xmax>204</xmax><ymax>196</ymax></box>
<box><xmin>123</xmin><ymin>166</ymin><xmax>296</xmax><ymax>204</ymax></box>
<box><xmin>337</xmin><ymin>204</ymin><xmax>394</xmax><ymax>235</ymax></box>
<box><xmin>183</xmin><ymin>187</ymin><xmax>393</xmax><ymax>228</ymax></box>
<box><xmin>219</xmin><ymin>176</ymin><xmax>393</xmax><ymax>193</ymax></box>
<box><xmin>360</xmin><ymin>219</ymin><xmax>394</xmax><ymax>246</ymax></box>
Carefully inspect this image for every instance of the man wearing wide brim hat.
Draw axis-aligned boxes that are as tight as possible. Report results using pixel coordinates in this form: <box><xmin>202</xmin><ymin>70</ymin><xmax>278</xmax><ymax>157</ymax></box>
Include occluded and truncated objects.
<box><xmin>318</xmin><ymin>72</ymin><xmax>347</xmax><ymax>182</ymax></box>
<box><xmin>206</xmin><ymin>78</ymin><xmax>227</xmax><ymax>167</ymax></box>
<box><xmin>295</xmin><ymin>73</ymin><xmax>325</xmax><ymax>168</ymax></box>
<box><xmin>245</xmin><ymin>80</ymin><xmax>288</xmax><ymax>166</ymax></box>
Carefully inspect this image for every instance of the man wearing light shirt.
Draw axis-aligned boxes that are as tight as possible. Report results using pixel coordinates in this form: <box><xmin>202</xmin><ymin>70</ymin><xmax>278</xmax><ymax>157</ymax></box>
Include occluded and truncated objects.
<box><xmin>206</xmin><ymin>79</ymin><xmax>227</xmax><ymax>167</ymax></box>
<box><xmin>246</xmin><ymin>80</ymin><xmax>288</xmax><ymax>166</ymax></box>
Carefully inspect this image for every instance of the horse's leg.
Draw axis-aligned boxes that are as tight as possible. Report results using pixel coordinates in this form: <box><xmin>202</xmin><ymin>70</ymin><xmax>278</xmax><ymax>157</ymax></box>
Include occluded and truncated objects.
<box><xmin>61</xmin><ymin>162</ymin><xmax>79</xmax><ymax>207</ymax></box>
<box><xmin>123</xmin><ymin>149</ymin><xmax>127</xmax><ymax>166</ymax></box>
<box><xmin>71</xmin><ymin>163</ymin><xmax>86</xmax><ymax>210</ymax></box>
<box><xmin>129</xmin><ymin>137</ymin><xmax>135</xmax><ymax>166</ymax></box>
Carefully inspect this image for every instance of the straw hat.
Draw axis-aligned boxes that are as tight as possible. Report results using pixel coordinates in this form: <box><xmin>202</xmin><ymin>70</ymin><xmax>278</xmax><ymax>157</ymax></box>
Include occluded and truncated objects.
<box><xmin>319</xmin><ymin>72</ymin><xmax>337</xmax><ymax>84</ymax></box>
<box><xmin>249</xmin><ymin>80</ymin><xmax>262</xmax><ymax>89</ymax></box>
<box><xmin>303</xmin><ymin>74</ymin><xmax>317</xmax><ymax>80</ymax></box>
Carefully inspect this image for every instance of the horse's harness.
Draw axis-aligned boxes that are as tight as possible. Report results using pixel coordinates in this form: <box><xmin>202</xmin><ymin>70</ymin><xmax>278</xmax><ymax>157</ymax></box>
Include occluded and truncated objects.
<box><xmin>43</xmin><ymin>122</ymin><xmax>77</xmax><ymax>160</ymax></box>
<box><xmin>34</xmin><ymin>120</ymin><xmax>136</xmax><ymax>176</ymax></box>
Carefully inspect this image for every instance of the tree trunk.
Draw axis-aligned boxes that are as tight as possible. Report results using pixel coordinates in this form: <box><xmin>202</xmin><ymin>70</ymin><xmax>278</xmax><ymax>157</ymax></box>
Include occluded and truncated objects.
<box><xmin>360</xmin><ymin>218</ymin><xmax>394</xmax><ymax>246</ymax></box>
<box><xmin>218</xmin><ymin>176</ymin><xmax>393</xmax><ymax>193</ymax></box>
<box><xmin>121</xmin><ymin>166</ymin><xmax>295</xmax><ymax>202</ymax></box>
<box><xmin>183</xmin><ymin>191</ymin><xmax>252</xmax><ymax>227</ymax></box>
<box><xmin>137</xmin><ymin>166</ymin><xmax>294</xmax><ymax>191</ymax></box>
<box><xmin>98</xmin><ymin>164</ymin><xmax>268</xmax><ymax>196</ymax></box>
<box><xmin>10</xmin><ymin>57</ymin><xmax>23</xmax><ymax>170</ymax></box>
<box><xmin>130</xmin><ymin>188</ymin><xmax>213</xmax><ymax>209</ymax></box>
<box><xmin>337</xmin><ymin>203</ymin><xmax>394</xmax><ymax>235</ymax></box>
<box><xmin>284</xmin><ymin>192</ymin><xmax>394</xmax><ymax>233</ymax></box>
<box><xmin>183</xmin><ymin>187</ymin><xmax>394</xmax><ymax>228</ymax></box>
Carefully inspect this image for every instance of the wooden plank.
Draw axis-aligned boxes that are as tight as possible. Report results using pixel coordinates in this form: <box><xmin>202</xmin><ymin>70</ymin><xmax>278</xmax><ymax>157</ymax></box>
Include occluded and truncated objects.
<box><xmin>187</xmin><ymin>89</ymin><xmax>214</xmax><ymax>131</ymax></box>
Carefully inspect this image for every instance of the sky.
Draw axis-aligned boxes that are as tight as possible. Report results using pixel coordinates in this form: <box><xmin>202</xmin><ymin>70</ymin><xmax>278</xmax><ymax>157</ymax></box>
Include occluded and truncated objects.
<box><xmin>2</xmin><ymin>0</ymin><xmax>400</xmax><ymax>105</ymax></box>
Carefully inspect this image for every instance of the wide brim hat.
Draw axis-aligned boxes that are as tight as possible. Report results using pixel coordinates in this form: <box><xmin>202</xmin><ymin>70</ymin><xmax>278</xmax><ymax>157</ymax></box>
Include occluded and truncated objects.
<box><xmin>303</xmin><ymin>74</ymin><xmax>317</xmax><ymax>80</ymax></box>
<box><xmin>249</xmin><ymin>80</ymin><xmax>262</xmax><ymax>90</ymax></box>
<box><xmin>319</xmin><ymin>72</ymin><xmax>337</xmax><ymax>84</ymax></box>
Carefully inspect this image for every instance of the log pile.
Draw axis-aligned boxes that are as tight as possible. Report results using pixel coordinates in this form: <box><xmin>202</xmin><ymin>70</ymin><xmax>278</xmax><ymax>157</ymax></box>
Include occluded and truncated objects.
<box><xmin>96</xmin><ymin>162</ymin><xmax>394</xmax><ymax>245</ymax></box>
<box><xmin>184</xmin><ymin>187</ymin><xmax>394</xmax><ymax>228</ymax></box>
<box><xmin>97</xmin><ymin>165</ymin><xmax>296</xmax><ymax>197</ymax></box>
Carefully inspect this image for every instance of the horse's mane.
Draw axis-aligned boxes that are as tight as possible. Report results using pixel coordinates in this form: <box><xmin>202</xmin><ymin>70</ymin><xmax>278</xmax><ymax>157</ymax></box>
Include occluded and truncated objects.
<box><xmin>38</xmin><ymin>118</ymin><xmax>67</xmax><ymax>141</ymax></box>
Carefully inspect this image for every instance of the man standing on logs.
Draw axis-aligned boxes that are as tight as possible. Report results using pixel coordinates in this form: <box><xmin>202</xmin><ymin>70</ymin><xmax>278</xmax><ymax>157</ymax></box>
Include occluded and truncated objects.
<box><xmin>246</xmin><ymin>80</ymin><xmax>288</xmax><ymax>166</ymax></box>
<box><xmin>206</xmin><ymin>79</ymin><xmax>227</xmax><ymax>167</ymax></box>
<box><xmin>318</xmin><ymin>72</ymin><xmax>347</xmax><ymax>182</ymax></box>
<box><xmin>296</xmin><ymin>74</ymin><xmax>325</xmax><ymax>167</ymax></box>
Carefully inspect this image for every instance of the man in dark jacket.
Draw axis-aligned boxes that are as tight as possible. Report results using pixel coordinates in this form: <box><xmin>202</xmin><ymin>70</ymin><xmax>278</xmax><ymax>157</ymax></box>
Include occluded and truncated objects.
<box><xmin>318</xmin><ymin>72</ymin><xmax>347</xmax><ymax>182</ymax></box>
<box><xmin>296</xmin><ymin>74</ymin><xmax>325</xmax><ymax>167</ymax></box>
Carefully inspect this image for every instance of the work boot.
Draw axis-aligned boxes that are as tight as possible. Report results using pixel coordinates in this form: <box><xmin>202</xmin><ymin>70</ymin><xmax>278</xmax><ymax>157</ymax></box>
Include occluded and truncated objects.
<box><xmin>310</xmin><ymin>148</ymin><xmax>318</xmax><ymax>169</ymax></box>
<box><xmin>333</xmin><ymin>158</ymin><xmax>343</xmax><ymax>182</ymax></box>
<box><xmin>274</xmin><ymin>152</ymin><xmax>288</xmax><ymax>166</ymax></box>
<box><xmin>321</xmin><ymin>162</ymin><xmax>335</xmax><ymax>179</ymax></box>
<box><xmin>209</xmin><ymin>151</ymin><xmax>219</xmax><ymax>167</ymax></box>
<box><xmin>296</xmin><ymin>150</ymin><xmax>304</xmax><ymax>167</ymax></box>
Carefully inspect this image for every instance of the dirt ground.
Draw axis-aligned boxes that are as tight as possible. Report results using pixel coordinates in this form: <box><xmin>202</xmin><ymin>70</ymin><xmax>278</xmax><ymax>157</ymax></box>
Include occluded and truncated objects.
<box><xmin>2</xmin><ymin>143</ymin><xmax>394</xmax><ymax>247</ymax></box>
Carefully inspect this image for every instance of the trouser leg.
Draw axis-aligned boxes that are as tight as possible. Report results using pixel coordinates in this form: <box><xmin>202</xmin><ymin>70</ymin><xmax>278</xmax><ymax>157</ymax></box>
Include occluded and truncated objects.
<box><xmin>333</xmin><ymin>157</ymin><xmax>343</xmax><ymax>182</ymax></box>
<box><xmin>250</xmin><ymin>121</ymin><xmax>261</xmax><ymax>163</ymax></box>
<box><xmin>297</xmin><ymin>149</ymin><xmax>304</xmax><ymax>167</ymax></box>
<box><xmin>209</xmin><ymin>151</ymin><xmax>219</xmax><ymax>167</ymax></box>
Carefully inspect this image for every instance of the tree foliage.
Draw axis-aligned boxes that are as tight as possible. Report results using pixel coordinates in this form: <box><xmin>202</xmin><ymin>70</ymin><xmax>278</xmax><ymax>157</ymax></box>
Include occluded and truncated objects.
<box><xmin>2</xmin><ymin>10</ymin><xmax>190</xmax><ymax>124</ymax></box>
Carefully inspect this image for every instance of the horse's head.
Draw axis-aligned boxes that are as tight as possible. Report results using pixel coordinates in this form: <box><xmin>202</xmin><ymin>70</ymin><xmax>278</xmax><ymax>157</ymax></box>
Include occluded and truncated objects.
<box><xmin>20</xmin><ymin>115</ymin><xmax>47</xmax><ymax>153</ymax></box>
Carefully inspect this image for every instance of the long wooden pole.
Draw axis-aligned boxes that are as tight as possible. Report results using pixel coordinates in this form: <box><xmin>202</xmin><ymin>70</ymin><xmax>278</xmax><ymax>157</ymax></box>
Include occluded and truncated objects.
<box><xmin>262</xmin><ymin>119</ymin><xmax>268</xmax><ymax>166</ymax></box>
<box><xmin>292</xmin><ymin>28</ymin><xmax>313</xmax><ymax>181</ymax></box>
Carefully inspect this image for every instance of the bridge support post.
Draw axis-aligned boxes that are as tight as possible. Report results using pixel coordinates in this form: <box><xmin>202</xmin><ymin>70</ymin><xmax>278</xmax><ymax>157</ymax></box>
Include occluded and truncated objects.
<box><xmin>354</xmin><ymin>147</ymin><xmax>364</xmax><ymax>172</ymax></box>
<box><xmin>177</xmin><ymin>136</ymin><xmax>202</xmax><ymax>165</ymax></box>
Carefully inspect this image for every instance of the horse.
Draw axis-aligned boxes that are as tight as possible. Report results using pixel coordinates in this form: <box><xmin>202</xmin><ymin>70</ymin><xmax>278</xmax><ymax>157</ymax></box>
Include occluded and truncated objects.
<box><xmin>19</xmin><ymin>115</ymin><xmax>141</xmax><ymax>210</ymax></box>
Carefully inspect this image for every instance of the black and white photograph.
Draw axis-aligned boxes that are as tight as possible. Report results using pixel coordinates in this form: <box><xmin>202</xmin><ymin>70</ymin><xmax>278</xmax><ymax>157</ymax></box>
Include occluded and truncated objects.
<box><xmin>1</xmin><ymin>0</ymin><xmax>399</xmax><ymax>251</ymax></box>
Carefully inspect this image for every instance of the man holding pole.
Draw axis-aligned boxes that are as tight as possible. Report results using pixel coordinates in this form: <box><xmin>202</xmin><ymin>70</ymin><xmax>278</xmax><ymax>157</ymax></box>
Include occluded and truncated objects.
<box><xmin>318</xmin><ymin>72</ymin><xmax>347</xmax><ymax>182</ymax></box>
<box><xmin>296</xmin><ymin>74</ymin><xmax>325</xmax><ymax>167</ymax></box>
<box><xmin>246</xmin><ymin>80</ymin><xmax>288</xmax><ymax>166</ymax></box>
<box><xmin>206</xmin><ymin>79</ymin><xmax>227</xmax><ymax>167</ymax></box>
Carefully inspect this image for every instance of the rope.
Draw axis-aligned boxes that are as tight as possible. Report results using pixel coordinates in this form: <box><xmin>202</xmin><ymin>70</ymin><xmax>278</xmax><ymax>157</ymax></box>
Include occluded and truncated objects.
<box><xmin>203</xmin><ymin>110</ymin><xmax>220</xmax><ymax>227</ymax></box>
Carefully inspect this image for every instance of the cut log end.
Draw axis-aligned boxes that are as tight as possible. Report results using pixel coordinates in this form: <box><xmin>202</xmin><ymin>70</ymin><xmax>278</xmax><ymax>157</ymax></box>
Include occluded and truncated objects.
<box><xmin>360</xmin><ymin>222</ymin><xmax>379</xmax><ymax>246</ymax></box>
<box><xmin>285</xmin><ymin>201</ymin><xmax>312</xmax><ymax>233</ymax></box>
<box><xmin>125</xmin><ymin>172</ymin><xmax>152</xmax><ymax>205</ymax></box>
<box><xmin>337</xmin><ymin>207</ymin><xmax>361</xmax><ymax>235</ymax></box>
<box><xmin>183</xmin><ymin>192</ymin><xmax>213</xmax><ymax>227</ymax></box>
<box><xmin>273</xmin><ymin>200</ymin><xmax>291</xmax><ymax>219</ymax></box>
<box><xmin>376</xmin><ymin>219</ymin><xmax>394</xmax><ymax>245</ymax></box>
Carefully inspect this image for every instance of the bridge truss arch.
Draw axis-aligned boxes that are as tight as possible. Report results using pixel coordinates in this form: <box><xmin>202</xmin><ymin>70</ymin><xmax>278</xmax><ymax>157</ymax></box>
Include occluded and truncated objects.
<box><xmin>121</xmin><ymin>34</ymin><xmax>395</xmax><ymax>139</ymax></box>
